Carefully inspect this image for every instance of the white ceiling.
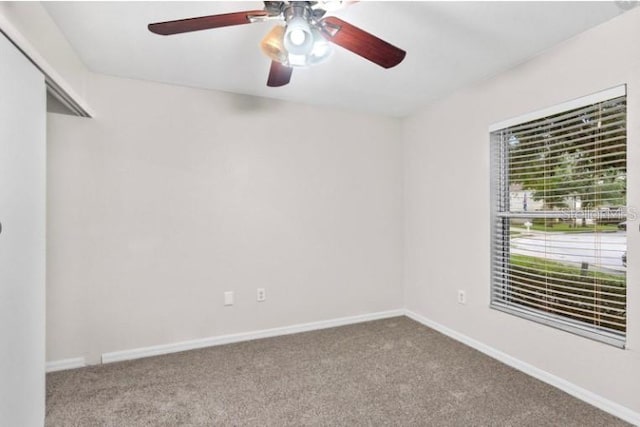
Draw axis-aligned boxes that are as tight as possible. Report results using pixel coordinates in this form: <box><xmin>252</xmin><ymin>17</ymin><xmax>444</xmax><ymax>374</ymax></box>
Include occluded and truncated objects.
<box><xmin>43</xmin><ymin>1</ymin><xmax>628</xmax><ymax>117</ymax></box>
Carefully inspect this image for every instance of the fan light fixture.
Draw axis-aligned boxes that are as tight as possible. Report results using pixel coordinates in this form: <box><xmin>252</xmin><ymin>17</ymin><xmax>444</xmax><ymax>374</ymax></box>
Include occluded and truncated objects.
<box><xmin>259</xmin><ymin>4</ymin><xmax>333</xmax><ymax>68</ymax></box>
<box><xmin>308</xmin><ymin>28</ymin><xmax>332</xmax><ymax>65</ymax></box>
<box><xmin>284</xmin><ymin>16</ymin><xmax>313</xmax><ymax>55</ymax></box>
<box><xmin>260</xmin><ymin>25</ymin><xmax>288</xmax><ymax>64</ymax></box>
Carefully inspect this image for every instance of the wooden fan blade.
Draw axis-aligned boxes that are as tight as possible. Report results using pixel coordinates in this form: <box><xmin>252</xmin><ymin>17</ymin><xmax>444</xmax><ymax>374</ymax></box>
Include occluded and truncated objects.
<box><xmin>148</xmin><ymin>10</ymin><xmax>268</xmax><ymax>35</ymax></box>
<box><xmin>319</xmin><ymin>16</ymin><xmax>406</xmax><ymax>68</ymax></box>
<box><xmin>267</xmin><ymin>61</ymin><xmax>293</xmax><ymax>87</ymax></box>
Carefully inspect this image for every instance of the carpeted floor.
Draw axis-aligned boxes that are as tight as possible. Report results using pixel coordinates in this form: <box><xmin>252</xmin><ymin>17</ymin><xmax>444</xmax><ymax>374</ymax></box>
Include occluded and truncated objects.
<box><xmin>46</xmin><ymin>316</ymin><xmax>630</xmax><ymax>426</ymax></box>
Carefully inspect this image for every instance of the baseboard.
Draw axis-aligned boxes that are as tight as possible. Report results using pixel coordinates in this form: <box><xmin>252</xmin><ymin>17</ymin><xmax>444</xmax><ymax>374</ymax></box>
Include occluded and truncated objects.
<box><xmin>101</xmin><ymin>309</ymin><xmax>405</xmax><ymax>364</ymax></box>
<box><xmin>46</xmin><ymin>357</ymin><xmax>86</xmax><ymax>373</ymax></box>
<box><xmin>403</xmin><ymin>309</ymin><xmax>640</xmax><ymax>426</ymax></box>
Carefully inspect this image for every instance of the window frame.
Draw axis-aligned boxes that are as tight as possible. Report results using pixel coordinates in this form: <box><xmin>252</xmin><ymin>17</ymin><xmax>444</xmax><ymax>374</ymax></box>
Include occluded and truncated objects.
<box><xmin>489</xmin><ymin>85</ymin><xmax>627</xmax><ymax>348</ymax></box>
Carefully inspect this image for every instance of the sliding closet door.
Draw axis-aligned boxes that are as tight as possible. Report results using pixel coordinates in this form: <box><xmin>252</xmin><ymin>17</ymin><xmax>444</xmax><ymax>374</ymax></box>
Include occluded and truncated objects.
<box><xmin>0</xmin><ymin>33</ymin><xmax>46</xmax><ymax>426</ymax></box>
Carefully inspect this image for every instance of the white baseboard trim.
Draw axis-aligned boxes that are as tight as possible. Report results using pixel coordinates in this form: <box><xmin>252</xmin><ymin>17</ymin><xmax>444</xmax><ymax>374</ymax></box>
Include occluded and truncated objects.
<box><xmin>101</xmin><ymin>309</ymin><xmax>405</xmax><ymax>364</ymax></box>
<box><xmin>46</xmin><ymin>357</ymin><xmax>86</xmax><ymax>373</ymax></box>
<box><xmin>404</xmin><ymin>309</ymin><xmax>640</xmax><ymax>426</ymax></box>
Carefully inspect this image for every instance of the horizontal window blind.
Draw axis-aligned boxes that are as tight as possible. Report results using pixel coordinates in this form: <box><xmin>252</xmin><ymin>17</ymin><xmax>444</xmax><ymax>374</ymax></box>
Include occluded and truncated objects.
<box><xmin>490</xmin><ymin>88</ymin><xmax>627</xmax><ymax>347</ymax></box>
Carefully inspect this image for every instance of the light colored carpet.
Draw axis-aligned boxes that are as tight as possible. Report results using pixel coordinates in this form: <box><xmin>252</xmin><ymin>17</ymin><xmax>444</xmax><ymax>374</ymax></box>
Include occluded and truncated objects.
<box><xmin>46</xmin><ymin>317</ymin><xmax>630</xmax><ymax>426</ymax></box>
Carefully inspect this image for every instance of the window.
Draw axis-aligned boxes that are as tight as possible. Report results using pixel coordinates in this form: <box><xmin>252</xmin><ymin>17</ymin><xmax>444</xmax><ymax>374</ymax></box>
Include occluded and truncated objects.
<box><xmin>490</xmin><ymin>86</ymin><xmax>627</xmax><ymax>347</ymax></box>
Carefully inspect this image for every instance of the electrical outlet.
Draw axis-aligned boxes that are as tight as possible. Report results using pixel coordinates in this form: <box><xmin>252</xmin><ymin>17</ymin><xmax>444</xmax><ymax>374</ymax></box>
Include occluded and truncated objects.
<box><xmin>257</xmin><ymin>288</ymin><xmax>266</xmax><ymax>302</ymax></box>
<box><xmin>224</xmin><ymin>291</ymin><xmax>233</xmax><ymax>306</ymax></box>
<box><xmin>457</xmin><ymin>290</ymin><xmax>466</xmax><ymax>305</ymax></box>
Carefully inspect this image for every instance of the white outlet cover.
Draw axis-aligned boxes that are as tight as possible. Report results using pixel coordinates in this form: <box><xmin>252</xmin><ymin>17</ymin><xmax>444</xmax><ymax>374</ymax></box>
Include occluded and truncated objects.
<box><xmin>457</xmin><ymin>290</ymin><xmax>466</xmax><ymax>304</ymax></box>
<box><xmin>224</xmin><ymin>291</ymin><xmax>233</xmax><ymax>306</ymax></box>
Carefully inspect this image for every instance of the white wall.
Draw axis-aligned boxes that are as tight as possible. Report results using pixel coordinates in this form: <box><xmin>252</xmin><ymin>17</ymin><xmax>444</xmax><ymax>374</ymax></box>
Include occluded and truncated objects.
<box><xmin>0</xmin><ymin>33</ymin><xmax>46</xmax><ymax>426</ymax></box>
<box><xmin>403</xmin><ymin>8</ymin><xmax>640</xmax><ymax>414</ymax></box>
<box><xmin>47</xmin><ymin>73</ymin><xmax>404</xmax><ymax>364</ymax></box>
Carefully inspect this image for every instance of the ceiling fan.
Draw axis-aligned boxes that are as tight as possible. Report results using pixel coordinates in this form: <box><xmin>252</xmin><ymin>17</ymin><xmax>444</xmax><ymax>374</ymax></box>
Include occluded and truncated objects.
<box><xmin>148</xmin><ymin>1</ymin><xmax>406</xmax><ymax>87</ymax></box>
